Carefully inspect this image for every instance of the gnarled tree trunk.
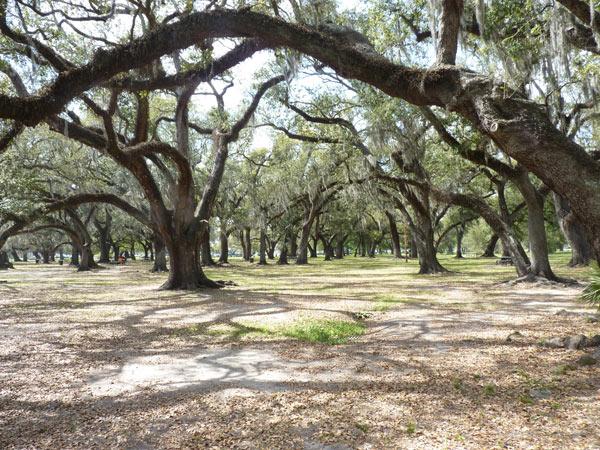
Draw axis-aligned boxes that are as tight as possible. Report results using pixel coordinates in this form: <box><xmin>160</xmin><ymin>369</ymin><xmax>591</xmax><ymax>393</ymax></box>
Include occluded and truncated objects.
<box><xmin>152</xmin><ymin>235</ymin><xmax>168</xmax><ymax>273</ymax></box>
<box><xmin>553</xmin><ymin>192</ymin><xmax>592</xmax><ymax>266</ymax></box>
<box><xmin>219</xmin><ymin>228</ymin><xmax>229</xmax><ymax>264</ymax></box>
<box><xmin>385</xmin><ymin>211</ymin><xmax>402</xmax><ymax>258</ymax></box>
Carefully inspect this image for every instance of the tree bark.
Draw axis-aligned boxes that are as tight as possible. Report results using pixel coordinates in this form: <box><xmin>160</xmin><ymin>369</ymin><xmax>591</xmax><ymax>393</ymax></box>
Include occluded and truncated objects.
<box><xmin>0</xmin><ymin>251</ymin><xmax>14</xmax><ymax>269</ymax></box>
<box><xmin>199</xmin><ymin>226</ymin><xmax>215</xmax><ymax>266</ymax></box>
<box><xmin>244</xmin><ymin>227</ymin><xmax>252</xmax><ymax>261</ymax></box>
<box><xmin>296</xmin><ymin>210</ymin><xmax>314</xmax><ymax>265</ymax></box>
<box><xmin>278</xmin><ymin>239</ymin><xmax>289</xmax><ymax>265</ymax></box>
<box><xmin>70</xmin><ymin>243</ymin><xmax>79</xmax><ymax>266</ymax></box>
<box><xmin>385</xmin><ymin>211</ymin><xmax>402</xmax><ymax>258</ymax></box>
<box><xmin>78</xmin><ymin>242</ymin><xmax>96</xmax><ymax>271</ymax></box>
<box><xmin>410</xmin><ymin>236</ymin><xmax>418</xmax><ymax>258</ymax></box>
<box><xmin>129</xmin><ymin>242</ymin><xmax>136</xmax><ymax>260</ymax></box>
<box><xmin>553</xmin><ymin>192</ymin><xmax>592</xmax><ymax>266</ymax></box>
<box><xmin>513</xmin><ymin>170</ymin><xmax>557</xmax><ymax>280</ymax></box>
<box><xmin>152</xmin><ymin>236</ymin><xmax>168</xmax><ymax>273</ymax></box>
<box><xmin>94</xmin><ymin>215</ymin><xmax>112</xmax><ymax>263</ymax></box>
<box><xmin>289</xmin><ymin>233</ymin><xmax>298</xmax><ymax>258</ymax></box>
<box><xmin>482</xmin><ymin>234</ymin><xmax>499</xmax><ymax>257</ymax></box>
<box><xmin>10</xmin><ymin>249</ymin><xmax>21</xmax><ymax>262</ymax></box>
<box><xmin>160</xmin><ymin>234</ymin><xmax>216</xmax><ymax>290</ymax></box>
<box><xmin>219</xmin><ymin>229</ymin><xmax>229</xmax><ymax>264</ymax></box>
<box><xmin>258</xmin><ymin>228</ymin><xmax>267</xmax><ymax>265</ymax></box>
<box><xmin>266</xmin><ymin>236</ymin><xmax>276</xmax><ymax>260</ymax></box>
<box><xmin>455</xmin><ymin>224</ymin><xmax>464</xmax><ymax>258</ymax></box>
<box><xmin>240</xmin><ymin>230</ymin><xmax>248</xmax><ymax>260</ymax></box>
<box><xmin>410</xmin><ymin>209</ymin><xmax>447</xmax><ymax>273</ymax></box>
<box><xmin>334</xmin><ymin>234</ymin><xmax>347</xmax><ymax>259</ymax></box>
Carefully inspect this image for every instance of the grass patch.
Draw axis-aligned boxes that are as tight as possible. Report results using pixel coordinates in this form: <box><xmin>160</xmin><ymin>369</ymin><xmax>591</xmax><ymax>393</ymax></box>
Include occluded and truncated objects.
<box><xmin>279</xmin><ymin>319</ymin><xmax>365</xmax><ymax>344</ymax></box>
<box><xmin>371</xmin><ymin>293</ymin><xmax>421</xmax><ymax>312</ymax></box>
<box><xmin>172</xmin><ymin>322</ymin><xmax>271</xmax><ymax>340</ymax></box>
<box><xmin>171</xmin><ymin>319</ymin><xmax>365</xmax><ymax>345</ymax></box>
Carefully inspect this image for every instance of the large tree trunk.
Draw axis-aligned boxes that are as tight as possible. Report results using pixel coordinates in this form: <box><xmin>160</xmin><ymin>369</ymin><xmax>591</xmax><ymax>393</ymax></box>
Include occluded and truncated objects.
<box><xmin>129</xmin><ymin>242</ymin><xmax>136</xmax><ymax>260</ymax></box>
<box><xmin>514</xmin><ymin>170</ymin><xmax>557</xmax><ymax>280</ymax></box>
<box><xmin>111</xmin><ymin>242</ymin><xmax>120</xmax><ymax>262</ymax></box>
<box><xmin>266</xmin><ymin>236</ymin><xmax>276</xmax><ymax>260</ymax></box>
<box><xmin>10</xmin><ymin>249</ymin><xmax>21</xmax><ymax>262</ymax></box>
<box><xmin>334</xmin><ymin>235</ymin><xmax>347</xmax><ymax>259</ymax></box>
<box><xmin>239</xmin><ymin>230</ymin><xmax>248</xmax><ymax>261</ymax></box>
<box><xmin>414</xmin><ymin>212</ymin><xmax>447</xmax><ymax>274</ymax></box>
<box><xmin>41</xmin><ymin>250</ymin><xmax>50</xmax><ymax>264</ymax></box>
<box><xmin>385</xmin><ymin>211</ymin><xmax>402</xmax><ymax>258</ymax></box>
<box><xmin>297</xmin><ymin>211</ymin><xmax>314</xmax><ymax>265</ymax></box>
<box><xmin>258</xmin><ymin>228</ymin><xmax>267</xmax><ymax>265</ymax></box>
<box><xmin>160</xmin><ymin>234</ymin><xmax>215</xmax><ymax>290</ymax></box>
<box><xmin>78</xmin><ymin>242</ymin><xmax>97</xmax><ymax>271</ymax></box>
<box><xmin>244</xmin><ymin>227</ymin><xmax>252</xmax><ymax>261</ymax></box>
<box><xmin>219</xmin><ymin>229</ymin><xmax>229</xmax><ymax>264</ymax></box>
<box><xmin>553</xmin><ymin>192</ymin><xmax>592</xmax><ymax>266</ymax></box>
<box><xmin>455</xmin><ymin>224</ymin><xmax>464</xmax><ymax>258</ymax></box>
<box><xmin>0</xmin><ymin>251</ymin><xmax>13</xmax><ymax>269</ymax></box>
<box><xmin>320</xmin><ymin>235</ymin><xmax>335</xmax><ymax>261</ymax></box>
<box><xmin>481</xmin><ymin>234</ymin><xmax>499</xmax><ymax>257</ymax></box>
<box><xmin>70</xmin><ymin>243</ymin><xmax>80</xmax><ymax>266</ymax></box>
<box><xmin>98</xmin><ymin>238</ymin><xmax>110</xmax><ymax>263</ymax></box>
<box><xmin>289</xmin><ymin>233</ymin><xmax>298</xmax><ymax>258</ymax></box>
<box><xmin>199</xmin><ymin>227</ymin><xmax>215</xmax><ymax>266</ymax></box>
<box><xmin>142</xmin><ymin>242</ymin><xmax>150</xmax><ymax>260</ymax></box>
<box><xmin>95</xmin><ymin>220</ymin><xmax>111</xmax><ymax>263</ymax></box>
<box><xmin>21</xmin><ymin>250</ymin><xmax>28</xmax><ymax>262</ymax></box>
<box><xmin>278</xmin><ymin>234</ymin><xmax>289</xmax><ymax>265</ymax></box>
<box><xmin>410</xmin><ymin>236</ymin><xmax>418</xmax><ymax>258</ymax></box>
<box><xmin>152</xmin><ymin>236</ymin><xmax>168</xmax><ymax>273</ymax></box>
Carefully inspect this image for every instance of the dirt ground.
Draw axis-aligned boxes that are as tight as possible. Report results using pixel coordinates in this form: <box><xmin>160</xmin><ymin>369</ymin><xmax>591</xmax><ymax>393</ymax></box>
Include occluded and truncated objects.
<box><xmin>0</xmin><ymin>256</ymin><xmax>599</xmax><ymax>449</ymax></box>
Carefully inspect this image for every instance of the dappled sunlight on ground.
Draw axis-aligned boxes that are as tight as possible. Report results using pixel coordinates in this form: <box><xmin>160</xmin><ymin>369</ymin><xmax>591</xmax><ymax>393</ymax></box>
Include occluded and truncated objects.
<box><xmin>0</xmin><ymin>254</ymin><xmax>599</xmax><ymax>448</ymax></box>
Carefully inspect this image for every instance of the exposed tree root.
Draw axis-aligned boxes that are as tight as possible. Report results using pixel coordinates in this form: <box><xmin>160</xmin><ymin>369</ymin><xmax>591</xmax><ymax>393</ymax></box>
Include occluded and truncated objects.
<box><xmin>502</xmin><ymin>274</ymin><xmax>579</xmax><ymax>286</ymax></box>
<box><xmin>159</xmin><ymin>276</ymin><xmax>227</xmax><ymax>290</ymax></box>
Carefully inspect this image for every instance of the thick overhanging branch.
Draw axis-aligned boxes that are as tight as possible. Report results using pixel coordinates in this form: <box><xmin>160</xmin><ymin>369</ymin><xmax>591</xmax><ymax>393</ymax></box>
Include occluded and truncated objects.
<box><xmin>0</xmin><ymin>9</ymin><xmax>435</xmax><ymax>125</ymax></box>
<box><xmin>286</xmin><ymin>103</ymin><xmax>374</xmax><ymax>159</ymax></box>
<box><xmin>227</xmin><ymin>74</ymin><xmax>285</xmax><ymax>143</ymax></box>
<box><xmin>0</xmin><ymin>121</ymin><xmax>23</xmax><ymax>154</ymax></box>
<box><xmin>257</xmin><ymin>122</ymin><xmax>340</xmax><ymax>144</ymax></box>
<box><xmin>436</xmin><ymin>0</ymin><xmax>463</xmax><ymax>65</ymax></box>
<box><xmin>112</xmin><ymin>39</ymin><xmax>268</xmax><ymax>91</ymax></box>
<box><xmin>0</xmin><ymin>192</ymin><xmax>151</xmax><ymax>246</ymax></box>
<box><xmin>125</xmin><ymin>141</ymin><xmax>194</xmax><ymax>195</ymax></box>
<box><xmin>419</xmin><ymin>106</ymin><xmax>519</xmax><ymax>178</ymax></box>
<box><xmin>557</xmin><ymin>0</ymin><xmax>600</xmax><ymax>34</ymax></box>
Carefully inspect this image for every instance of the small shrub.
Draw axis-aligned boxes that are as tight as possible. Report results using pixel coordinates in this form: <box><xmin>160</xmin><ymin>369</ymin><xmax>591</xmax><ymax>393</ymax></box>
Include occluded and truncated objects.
<box><xmin>355</xmin><ymin>422</ymin><xmax>369</xmax><ymax>433</ymax></box>
<box><xmin>406</xmin><ymin>420</ymin><xmax>416</xmax><ymax>435</ymax></box>
<box><xmin>452</xmin><ymin>378</ymin><xmax>464</xmax><ymax>391</ymax></box>
<box><xmin>483</xmin><ymin>384</ymin><xmax>496</xmax><ymax>396</ymax></box>
<box><xmin>582</xmin><ymin>266</ymin><xmax>600</xmax><ymax>310</ymax></box>
<box><xmin>519</xmin><ymin>394</ymin><xmax>534</xmax><ymax>405</ymax></box>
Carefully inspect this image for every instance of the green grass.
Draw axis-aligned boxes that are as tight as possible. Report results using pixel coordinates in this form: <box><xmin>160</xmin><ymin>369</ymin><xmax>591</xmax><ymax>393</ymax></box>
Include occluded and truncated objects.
<box><xmin>279</xmin><ymin>319</ymin><xmax>366</xmax><ymax>344</ymax></box>
<box><xmin>172</xmin><ymin>318</ymin><xmax>365</xmax><ymax>345</ymax></box>
<box><xmin>371</xmin><ymin>293</ymin><xmax>423</xmax><ymax>312</ymax></box>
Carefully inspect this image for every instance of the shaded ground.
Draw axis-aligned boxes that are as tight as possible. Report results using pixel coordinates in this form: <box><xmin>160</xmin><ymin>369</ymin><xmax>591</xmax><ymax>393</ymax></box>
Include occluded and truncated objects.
<box><xmin>0</xmin><ymin>254</ymin><xmax>599</xmax><ymax>449</ymax></box>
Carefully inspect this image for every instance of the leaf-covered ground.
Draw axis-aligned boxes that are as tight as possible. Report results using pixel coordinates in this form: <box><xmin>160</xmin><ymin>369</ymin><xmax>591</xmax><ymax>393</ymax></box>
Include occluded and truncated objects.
<box><xmin>0</xmin><ymin>254</ymin><xmax>599</xmax><ymax>449</ymax></box>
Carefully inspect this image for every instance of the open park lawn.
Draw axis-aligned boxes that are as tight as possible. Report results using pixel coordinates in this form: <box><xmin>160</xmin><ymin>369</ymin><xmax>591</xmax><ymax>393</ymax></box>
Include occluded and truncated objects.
<box><xmin>1</xmin><ymin>254</ymin><xmax>599</xmax><ymax>449</ymax></box>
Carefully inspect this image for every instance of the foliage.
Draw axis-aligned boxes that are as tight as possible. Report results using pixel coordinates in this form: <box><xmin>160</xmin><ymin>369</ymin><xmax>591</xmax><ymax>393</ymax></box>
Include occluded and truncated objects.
<box><xmin>581</xmin><ymin>266</ymin><xmax>600</xmax><ymax>311</ymax></box>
